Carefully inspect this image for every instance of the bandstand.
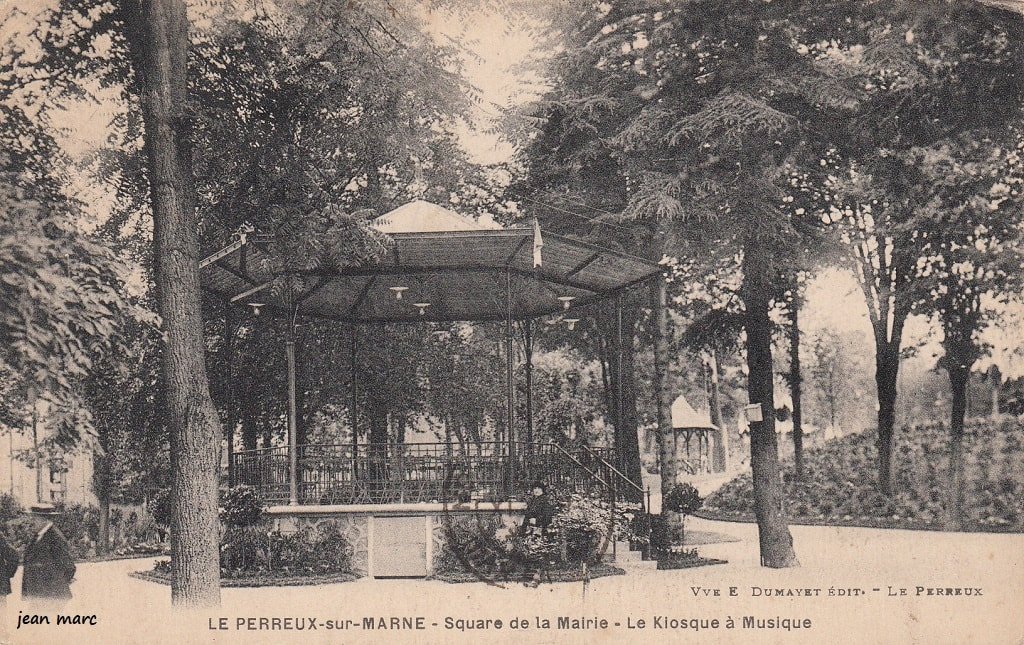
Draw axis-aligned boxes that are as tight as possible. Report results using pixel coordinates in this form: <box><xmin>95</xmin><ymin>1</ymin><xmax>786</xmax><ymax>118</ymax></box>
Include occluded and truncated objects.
<box><xmin>199</xmin><ymin>201</ymin><xmax>663</xmax><ymax>576</ymax></box>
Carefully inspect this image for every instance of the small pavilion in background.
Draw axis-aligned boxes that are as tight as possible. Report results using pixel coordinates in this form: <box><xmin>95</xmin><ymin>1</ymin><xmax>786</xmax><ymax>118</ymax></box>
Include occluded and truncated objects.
<box><xmin>670</xmin><ymin>394</ymin><xmax>728</xmax><ymax>475</ymax></box>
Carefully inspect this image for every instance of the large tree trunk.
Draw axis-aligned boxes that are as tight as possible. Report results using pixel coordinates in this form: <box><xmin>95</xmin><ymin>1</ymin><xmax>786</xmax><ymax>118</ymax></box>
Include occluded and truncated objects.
<box><xmin>651</xmin><ymin>278</ymin><xmax>677</xmax><ymax>521</ymax></box>
<box><xmin>708</xmin><ymin>348</ymin><xmax>728</xmax><ymax>472</ymax></box>
<box><xmin>98</xmin><ymin>491</ymin><xmax>111</xmax><ymax>556</ymax></box>
<box><xmin>742</xmin><ymin>240</ymin><xmax>799</xmax><ymax>568</ymax></box>
<box><xmin>129</xmin><ymin>0</ymin><xmax>221</xmax><ymax>606</ymax></box>
<box><xmin>946</xmin><ymin>362</ymin><xmax>970</xmax><ymax>531</ymax></box>
<box><xmin>875</xmin><ymin>343</ymin><xmax>900</xmax><ymax>495</ymax></box>
<box><xmin>602</xmin><ymin>302</ymin><xmax>643</xmax><ymax>500</ymax></box>
<box><xmin>788</xmin><ymin>302</ymin><xmax>804</xmax><ymax>481</ymax></box>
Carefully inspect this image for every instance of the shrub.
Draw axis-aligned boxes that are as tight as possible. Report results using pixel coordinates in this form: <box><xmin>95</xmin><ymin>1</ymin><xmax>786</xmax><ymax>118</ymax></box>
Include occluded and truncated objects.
<box><xmin>435</xmin><ymin>515</ymin><xmax>506</xmax><ymax>573</ymax></box>
<box><xmin>308</xmin><ymin>521</ymin><xmax>354</xmax><ymax>573</ymax></box>
<box><xmin>5</xmin><ymin>515</ymin><xmax>41</xmax><ymax>551</ymax></box>
<box><xmin>149</xmin><ymin>488</ymin><xmax>172</xmax><ymax>528</ymax></box>
<box><xmin>222</xmin><ymin>526</ymin><xmax>270</xmax><ymax>574</ymax></box>
<box><xmin>435</xmin><ymin>490</ymin><xmax>642</xmax><ymax>574</ymax></box>
<box><xmin>220</xmin><ymin>521</ymin><xmax>353</xmax><ymax>578</ymax></box>
<box><xmin>53</xmin><ymin>504</ymin><xmax>100</xmax><ymax>558</ymax></box>
<box><xmin>548</xmin><ymin>492</ymin><xmax>640</xmax><ymax>563</ymax></box>
<box><xmin>0</xmin><ymin>494</ymin><xmax>22</xmax><ymax>524</ymax></box>
<box><xmin>648</xmin><ymin>513</ymin><xmax>671</xmax><ymax>554</ymax></box>
<box><xmin>704</xmin><ymin>419</ymin><xmax>1024</xmax><ymax>531</ymax></box>
<box><xmin>550</xmin><ymin>496</ymin><xmax>604</xmax><ymax>563</ymax></box>
<box><xmin>120</xmin><ymin>511</ymin><xmax>160</xmax><ymax>550</ymax></box>
<box><xmin>663</xmin><ymin>483</ymin><xmax>703</xmax><ymax>516</ymax></box>
<box><xmin>221</xmin><ymin>485</ymin><xmax>264</xmax><ymax>528</ymax></box>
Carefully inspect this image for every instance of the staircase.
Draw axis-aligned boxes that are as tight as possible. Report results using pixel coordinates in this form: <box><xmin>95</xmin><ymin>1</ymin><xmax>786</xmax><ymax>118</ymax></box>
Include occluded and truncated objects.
<box><xmin>610</xmin><ymin>540</ymin><xmax>657</xmax><ymax>570</ymax></box>
<box><xmin>545</xmin><ymin>445</ymin><xmax>659</xmax><ymax>570</ymax></box>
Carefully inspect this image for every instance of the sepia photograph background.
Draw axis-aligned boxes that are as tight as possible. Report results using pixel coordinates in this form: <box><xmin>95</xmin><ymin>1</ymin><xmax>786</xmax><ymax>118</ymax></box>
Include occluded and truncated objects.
<box><xmin>0</xmin><ymin>0</ymin><xmax>1022</xmax><ymax>643</ymax></box>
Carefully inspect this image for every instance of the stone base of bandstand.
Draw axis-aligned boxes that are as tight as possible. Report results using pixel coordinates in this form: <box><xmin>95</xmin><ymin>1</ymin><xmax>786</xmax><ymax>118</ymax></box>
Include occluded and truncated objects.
<box><xmin>267</xmin><ymin>502</ymin><xmax>526</xmax><ymax>578</ymax></box>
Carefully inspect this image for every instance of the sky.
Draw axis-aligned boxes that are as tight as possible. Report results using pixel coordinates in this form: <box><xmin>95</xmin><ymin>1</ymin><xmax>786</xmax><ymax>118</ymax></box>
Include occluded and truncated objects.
<box><xmin>422</xmin><ymin>5</ymin><xmax>547</xmax><ymax>165</ymax></box>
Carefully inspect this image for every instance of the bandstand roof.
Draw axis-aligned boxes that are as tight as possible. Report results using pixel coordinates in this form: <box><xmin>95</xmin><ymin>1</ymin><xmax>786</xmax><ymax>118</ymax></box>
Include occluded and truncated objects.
<box><xmin>199</xmin><ymin>200</ymin><xmax>663</xmax><ymax>323</ymax></box>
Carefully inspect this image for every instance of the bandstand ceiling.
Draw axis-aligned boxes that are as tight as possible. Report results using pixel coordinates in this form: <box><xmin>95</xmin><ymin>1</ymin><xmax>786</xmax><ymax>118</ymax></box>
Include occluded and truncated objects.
<box><xmin>199</xmin><ymin>201</ymin><xmax>663</xmax><ymax>323</ymax></box>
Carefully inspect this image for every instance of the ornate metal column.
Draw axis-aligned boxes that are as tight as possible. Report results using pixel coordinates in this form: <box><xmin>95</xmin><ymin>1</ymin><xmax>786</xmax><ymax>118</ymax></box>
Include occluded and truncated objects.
<box><xmin>524</xmin><ymin>319</ymin><xmax>534</xmax><ymax>451</ymax></box>
<box><xmin>350</xmin><ymin>324</ymin><xmax>358</xmax><ymax>479</ymax></box>
<box><xmin>505</xmin><ymin>269</ymin><xmax>516</xmax><ymax>490</ymax></box>
<box><xmin>286</xmin><ymin>301</ymin><xmax>299</xmax><ymax>506</ymax></box>
<box><xmin>615</xmin><ymin>292</ymin><xmax>624</xmax><ymax>474</ymax></box>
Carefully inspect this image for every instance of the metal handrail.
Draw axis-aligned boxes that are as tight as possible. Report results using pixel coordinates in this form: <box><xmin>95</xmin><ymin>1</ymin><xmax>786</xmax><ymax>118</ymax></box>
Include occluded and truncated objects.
<box><xmin>576</xmin><ymin>444</ymin><xmax>645</xmax><ymax>497</ymax></box>
<box><xmin>574</xmin><ymin>444</ymin><xmax>653</xmax><ymax>559</ymax></box>
<box><xmin>547</xmin><ymin>443</ymin><xmax>611</xmax><ymax>490</ymax></box>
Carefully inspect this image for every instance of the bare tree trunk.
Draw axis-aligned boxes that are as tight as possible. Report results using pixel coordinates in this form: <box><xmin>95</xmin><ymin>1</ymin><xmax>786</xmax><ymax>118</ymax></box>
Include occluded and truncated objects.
<box><xmin>127</xmin><ymin>0</ymin><xmax>221</xmax><ymax>606</ymax></box>
<box><xmin>946</xmin><ymin>364</ymin><xmax>969</xmax><ymax>531</ymax></box>
<box><xmin>788</xmin><ymin>303</ymin><xmax>804</xmax><ymax>481</ymax></box>
<box><xmin>98</xmin><ymin>492</ymin><xmax>111</xmax><ymax>556</ymax></box>
<box><xmin>652</xmin><ymin>278</ymin><xmax>677</xmax><ymax>523</ymax></box>
<box><xmin>742</xmin><ymin>240</ymin><xmax>799</xmax><ymax>568</ymax></box>
<box><xmin>708</xmin><ymin>348</ymin><xmax>728</xmax><ymax>472</ymax></box>
<box><xmin>709</xmin><ymin>349</ymin><xmax>725</xmax><ymax>427</ymax></box>
<box><xmin>875</xmin><ymin>344</ymin><xmax>900</xmax><ymax>496</ymax></box>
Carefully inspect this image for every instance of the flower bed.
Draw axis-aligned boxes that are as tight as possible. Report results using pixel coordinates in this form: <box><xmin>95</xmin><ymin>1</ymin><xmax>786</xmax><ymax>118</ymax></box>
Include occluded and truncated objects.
<box><xmin>428</xmin><ymin>562</ymin><xmax>625</xmax><ymax>584</ymax></box>
<box><xmin>703</xmin><ymin>419</ymin><xmax>1024</xmax><ymax>532</ymax></box>
<box><xmin>434</xmin><ymin>491</ymin><xmax>641</xmax><ymax>581</ymax></box>
<box><xmin>130</xmin><ymin>568</ymin><xmax>359</xmax><ymax>588</ymax></box>
<box><xmin>656</xmin><ymin>548</ymin><xmax>728</xmax><ymax>571</ymax></box>
<box><xmin>138</xmin><ymin>485</ymin><xmax>356</xmax><ymax>584</ymax></box>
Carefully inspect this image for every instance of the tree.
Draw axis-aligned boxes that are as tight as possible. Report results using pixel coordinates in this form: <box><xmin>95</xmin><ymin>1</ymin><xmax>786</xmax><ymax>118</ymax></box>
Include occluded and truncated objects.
<box><xmin>122</xmin><ymin>0</ymin><xmax>222</xmax><ymax>606</ymax></box>
<box><xmin>84</xmin><ymin>317</ymin><xmax>166</xmax><ymax>554</ymax></box>
<box><xmin>795</xmin><ymin>0</ymin><xmax>1024</xmax><ymax>494</ymax></box>
<box><xmin>784</xmin><ymin>287</ymin><xmax>806</xmax><ymax>480</ymax></box>
<box><xmin>911</xmin><ymin>127</ymin><xmax>1024</xmax><ymax>530</ymax></box>
<box><xmin>809</xmin><ymin>329</ymin><xmax>853</xmax><ymax>431</ymax></box>
<box><xmin>0</xmin><ymin>169</ymin><xmax>131</xmax><ymax>450</ymax></box>
<box><xmin>513</xmin><ymin>0</ymin><xmax>827</xmax><ymax>566</ymax></box>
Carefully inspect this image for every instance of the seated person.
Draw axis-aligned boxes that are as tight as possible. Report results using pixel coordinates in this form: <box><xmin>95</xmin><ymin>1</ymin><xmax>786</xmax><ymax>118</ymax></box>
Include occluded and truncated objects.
<box><xmin>522</xmin><ymin>480</ymin><xmax>554</xmax><ymax>535</ymax></box>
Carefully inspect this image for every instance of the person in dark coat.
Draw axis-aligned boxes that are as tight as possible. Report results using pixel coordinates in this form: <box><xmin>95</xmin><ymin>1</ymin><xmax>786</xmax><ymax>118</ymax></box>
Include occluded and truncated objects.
<box><xmin>0</xmin><ymin>528</ymin><xmax>19</xmax><ymax>638</ymax></box>
<box><xmin>522</xmin><ymin>480</ymin><xmax>554</xmax><ymax>535</ymax></box>
<box><xmin>22</xmin><ymin>503</ymin><xmax>76</xmax><ymax>605</ymax></box>
<box><xmin>0</xmin><ymin>530</ymin><xmax>18</xmax><ymax>600</ymax></box>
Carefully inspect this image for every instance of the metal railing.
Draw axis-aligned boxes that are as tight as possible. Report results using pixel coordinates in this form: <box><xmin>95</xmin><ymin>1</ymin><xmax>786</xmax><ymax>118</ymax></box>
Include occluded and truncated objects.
<box><xmin>229</xmin><ymin>442</ymin><xmax>626</xmax><ymax>506</ymax></box>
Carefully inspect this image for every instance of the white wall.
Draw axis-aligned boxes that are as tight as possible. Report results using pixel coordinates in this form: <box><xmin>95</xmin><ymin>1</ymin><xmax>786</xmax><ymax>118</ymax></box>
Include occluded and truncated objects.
<box><xmin>0</xmin><ymin>429</ymin><xmax>97</xmax><ymax>508</ymax></box>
